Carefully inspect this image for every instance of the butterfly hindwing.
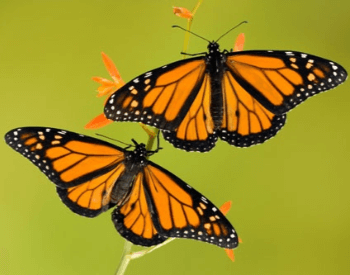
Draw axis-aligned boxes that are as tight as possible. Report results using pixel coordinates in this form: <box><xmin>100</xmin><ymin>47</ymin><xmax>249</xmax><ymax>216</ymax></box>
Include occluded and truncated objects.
<box><xmin>226</xmin><ymin>50</ymin><xmax>347</xmax><ymax>115</ymax></box>
<box><xmin>5</xmin><ymin>127</ymin><xmax>126</xmax><ymax>217</ymax></box>
<box><xmin>162</xmin><ymin>130</ymin><xmax>218</xmax><ymax>152</ymax></box>
<box><xmin>218</xmin><ymin>69</ymin><xmax>287</xmax><ymax>147</ymax></box>
<box><xmin>112</xmin><ymin>172</ymin><xmax>168</xmax><ymax>246</ymax></box>
<box><xmin>56</xmin><ymin>162</ymin><xmax>126</xmax><ymax>217</ymax></box>
<box><xmin>161</xmin><ymin>73</ymin><xmax>218</xmax><ymax>152</ymax></box>
<box><xmin>104</xmin><ymin>57</ymin><xmax>207</xmax><ymax>131</ymax></box>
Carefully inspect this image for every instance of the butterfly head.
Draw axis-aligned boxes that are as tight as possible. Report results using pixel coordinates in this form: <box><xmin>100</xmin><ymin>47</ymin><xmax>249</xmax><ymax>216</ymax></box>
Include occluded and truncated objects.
<box><xmin>130</xmin><ymin>139</ymin><xmax>147</xmax><ymax>157</ymax></box>
<box><xmin>207</xmin><ymin>41</ymin><xmax>220</xmax><ymax>54</ymax></box>
<box><xmin>129</xmin><ymin>139</ymin><xmax>161</xmax><ymax>162</ymax></box>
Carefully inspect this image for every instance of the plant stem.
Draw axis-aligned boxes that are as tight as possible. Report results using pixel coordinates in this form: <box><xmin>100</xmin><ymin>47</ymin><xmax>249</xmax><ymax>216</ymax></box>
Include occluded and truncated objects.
<box><xmin>115</xmin><ymin>240</ymin><xmax>133</xmax><ymax>275</ymax></box>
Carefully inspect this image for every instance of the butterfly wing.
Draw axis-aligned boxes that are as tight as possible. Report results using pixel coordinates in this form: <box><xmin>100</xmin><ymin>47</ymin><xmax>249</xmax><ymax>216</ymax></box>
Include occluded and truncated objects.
<box><xmin>225</xmin><ymin>50</ymin><xmax>347</xmax><ymax>115</ymax></box>
<box><xmin>161</xmin><ymin>72</ymin><xmax>218</xmax><ymax>152</ymax></box>
<box><xmin>218</xmin><ymin>69</ymin><xmax>287</xmax><ymax>147</ymax></box>
<box><xmin>5</xmin><ymin>127</ymin><xmax>127</xmax><ymax>217</ymax></box>
<box><xmin>104</xmin><ymin>57</ymin><xmax>207</xmax><ymax>131</ymax></box>
<box><xmin>112</xmin><ymin>162</ymin><xmax>239</xmax><ymax>248</ymax></box>
<box><xmin>215</xmin><ymin>50</ymin><xmax>347</xmax><ymax>147</ymax></box>
<box><xmin>112</xmin><ymin>172</ymin><xmax>168</xmax><ymax>246</ymax></box>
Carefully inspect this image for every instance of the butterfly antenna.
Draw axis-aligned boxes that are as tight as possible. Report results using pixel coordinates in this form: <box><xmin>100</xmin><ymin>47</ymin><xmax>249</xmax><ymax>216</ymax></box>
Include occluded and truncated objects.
<box><xmin>172</xmin><ymin>25</ymin><xmax>211</xmax><ymax>43</ymax></box>
<box><xmin>132</xmin><ymin>139</ymin><xmax>142</xmax><ymax>147</ymax></box>
<box><xmin>215</xmin><ymin>21</ymin><xmax>248</xmax><ymax>43</ymax></box>
<box><xmin>95</xmin><ymin>133</ymin><xmax>134</xmax><ymax>147</ymax></box>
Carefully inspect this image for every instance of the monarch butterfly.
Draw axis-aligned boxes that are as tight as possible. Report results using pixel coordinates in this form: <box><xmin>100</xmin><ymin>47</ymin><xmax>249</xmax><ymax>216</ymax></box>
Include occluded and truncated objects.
<box><xmin>5</xmin><ymin>127</ymin><xmax>238</xmax><ymax>248</ymax></box>
<box><xmin>104</xmin><ymin>29</ymin><xmax>347</xmax><ymax>152</ymax></box>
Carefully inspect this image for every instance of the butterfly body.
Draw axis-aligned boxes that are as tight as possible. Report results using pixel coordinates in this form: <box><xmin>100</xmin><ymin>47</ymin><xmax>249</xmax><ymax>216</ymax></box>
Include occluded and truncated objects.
<box><xmin>110</xmin><ymin>143</ymin><xmax>148</xmax><ymax>204</ymax></box>
<box><xmin>206</xmin><ymin>42</ymin><xmax>226</xmax><ymax>128</ymax></box>
<box><xmin>104</xmin><ymin>41</ymin><xmax>347</xmax><ymax>152</ymax></box>
<box><xmin>5</xmin><ymin>127</ymin><xmax>239</xmax><ymax>248</ymax></box>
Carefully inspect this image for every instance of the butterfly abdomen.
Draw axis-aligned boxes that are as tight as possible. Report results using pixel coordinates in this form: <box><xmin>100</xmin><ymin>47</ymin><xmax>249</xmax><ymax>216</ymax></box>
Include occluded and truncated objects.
<box><xmin>210</xmin><ymin>77</ymin><xmax>224</xmax><ymax>128</ymax></box>
<box><xmin>110</xmin><ymin>172</ymin><xmax>134</xmax><ymax>205</ymax></box>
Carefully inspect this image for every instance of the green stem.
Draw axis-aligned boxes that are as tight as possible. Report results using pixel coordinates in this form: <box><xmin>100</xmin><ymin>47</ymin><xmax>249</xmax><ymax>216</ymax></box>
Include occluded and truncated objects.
<box><xmin>115</xmin><ymin>240</ymin><xmax>133</xmax><ymax>275</ymax></box>
<box><xmin>145</xmin><ymin>128</ymin><xmax>159</xmax><ymax>155</ymax></box>
<box><xmin>182</xmin><ymin>0</ymin><xmax>203</xmax><ymax>57</ymax></box>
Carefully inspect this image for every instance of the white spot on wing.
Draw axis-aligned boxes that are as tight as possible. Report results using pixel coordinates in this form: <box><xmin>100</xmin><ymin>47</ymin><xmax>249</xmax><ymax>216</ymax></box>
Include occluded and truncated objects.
<box><xmin>201</xmin><ymin>197</ymin><xmax>208</xmax><ymax>204</ymax></box>
<box><xmin>145</xmin><ymin>72</ymin><xmax>153</xmax><ymax>78</ymax></box>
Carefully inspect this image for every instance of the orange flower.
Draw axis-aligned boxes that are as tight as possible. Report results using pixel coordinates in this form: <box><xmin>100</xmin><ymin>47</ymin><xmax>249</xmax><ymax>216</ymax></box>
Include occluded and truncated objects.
<box><xmin>85</xmin><ymin>52</ymin><xmax>124</xmax><ymax>129</ymax></box>
<box><xmin>219</xmin><ymin>201</ymin><xmax>242</xmax><ymax>262</ymax></box>
<box><xmin>172</xmin><ymin>1</ymin><xmax>202</xmax><ymax>22</ymax></box>
<box><xmin>173</xmin><ymin>6</ymin><xmax>193</xmax><ymax>19</ymax></box>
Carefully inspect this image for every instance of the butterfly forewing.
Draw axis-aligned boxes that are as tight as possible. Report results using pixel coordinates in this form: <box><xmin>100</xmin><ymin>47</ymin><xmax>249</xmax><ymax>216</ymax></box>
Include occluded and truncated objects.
<box><xmin>5</xmin><ymin>127</ymin><xmax>127</xmax><ymax>216</ymax></box>
<box><xmin>104</xmin><ymin>57</ymin><xmax>207</xmax><ymax>131</ymax></box>
<box><xmin>226</xmin><ymin>50</ymin><xmax>347</xmax><ymax>115</ymax></box>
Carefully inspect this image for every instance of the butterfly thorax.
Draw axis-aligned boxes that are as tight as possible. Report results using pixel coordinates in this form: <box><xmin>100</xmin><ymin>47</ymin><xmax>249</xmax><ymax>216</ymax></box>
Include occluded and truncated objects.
<box><xmin>206</xmin><ymin>42</ymin><xmax>226</xmax><ymax>128</ymax></box>
<box><xmin>110</xmin><ymin>144</ymin><xmax>148</xmax><ymax>205</ymax></box>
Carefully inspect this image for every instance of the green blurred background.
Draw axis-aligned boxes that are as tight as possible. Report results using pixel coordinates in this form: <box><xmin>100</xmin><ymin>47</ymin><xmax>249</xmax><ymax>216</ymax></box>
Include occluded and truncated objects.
<box><xmin>1</xmin><ymin>0</ymin><xmax>350</xmax><ymax>274</ymax></box>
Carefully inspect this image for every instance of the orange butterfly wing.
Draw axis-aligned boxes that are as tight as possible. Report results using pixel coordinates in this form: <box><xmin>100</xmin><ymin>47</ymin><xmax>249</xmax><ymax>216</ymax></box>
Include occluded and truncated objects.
<box><xmin>216</xmin><ymin>50</ymin><xmax>347</xmax><ymax>147</ymax></box>
<box><xmin>113</xmin><ymin>162</ymin><xmax>239</xmax><ymax>248</ymax></box>
<box><xmin>113</xmin><ymin>172</ymin><xmax>168</xmax><ymax>246</ymax></box>
<box><xmin>225</xmin><ymin>50</ymin><xmax>347</xmax><ymax>114</ymax></box>
<box><xmin>162</xmin><ymin>73</ymin><xmax>218</xmax><ymax>151</ymax></box>
<box><xmin>218</xmin><ymin>69</ymin><xmax>286</xmax><ymax>146</ymax></box>
<box><xmin>104</xmin><ymin>57</ymin><xmax>207</xmax><ymax>130</ymax></box>
<box><xmin>5</xmin><ymin>127</ymin><xmax>126</xmax><ymax>217</ymax></box>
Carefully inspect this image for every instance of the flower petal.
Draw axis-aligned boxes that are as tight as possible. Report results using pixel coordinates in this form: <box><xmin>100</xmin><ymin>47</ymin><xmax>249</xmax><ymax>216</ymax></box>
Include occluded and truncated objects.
<box><xmin>233</xmin><ymin>33</ymin><xmax>245</xmax><ymax>52</ymax></box>
<box><xmin>101</xmin><ymin>52</ymin><xmax>124</xmax><ymax>86</ymax></box>
<box><xmin>97</xmin><ymin>85</ymin><xmax>117</xmax><ymax>97</ymax></box>
<box><xmin>224</xmin><ymin>249</ymin><xmax>235</xmax><ymax>262</ymax></box>
<box><xmin>173</xmin><ymin>6</ymin><xmax>193</xmax><ymax>19</ymax></box>
<box><xmin>219</xmin><ymin>201</ymin><xmax>232</xmax><ymax>216</ymax></box>
<box><xmin>85</xmin><ymin>113</ymin><xmax>113</xmax><ymax>129</ymax></box>
<box><xmin>92</xmin><ymin>76</ymin><xmax>115</xmax><ymax>85</ymax></box>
